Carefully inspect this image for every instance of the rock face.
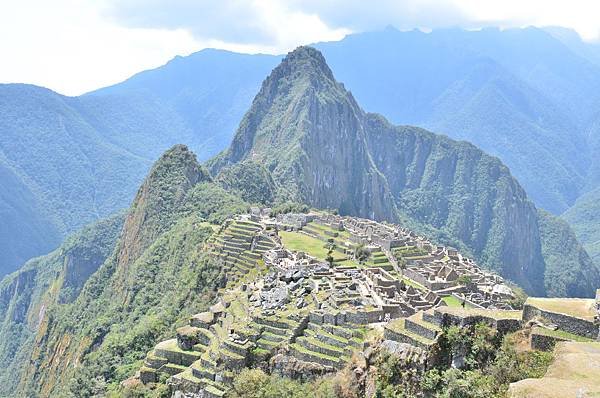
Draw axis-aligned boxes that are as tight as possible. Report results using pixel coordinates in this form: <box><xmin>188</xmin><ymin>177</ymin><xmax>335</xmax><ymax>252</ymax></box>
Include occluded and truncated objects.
<box><xmin>0</xmin><ymin>214</ymin><xmax>124</xmax><ymax>396</ymax></box>
<box><xmin>213</xmin><ymin>47</ymin><xmax>396</xmax><ymax>221</ymax></box>
<box><xmin>212</xmin><ymin>46</ymin><xmax>599</xmax><ymax>296</ymax></box>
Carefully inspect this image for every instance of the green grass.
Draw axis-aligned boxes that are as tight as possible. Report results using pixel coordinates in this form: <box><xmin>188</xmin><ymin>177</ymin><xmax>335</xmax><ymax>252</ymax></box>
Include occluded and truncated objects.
<box><xmin>442</xmin><ymin>295</ymin><xmax>473</xmax><ymax>308</ymax></box>
<box><xmin>279</xmin><ymin>231</ymin><xmax>346</xmax><ymax>261</ymax></box>
<box><xmin>290</xmin><ymin>343</ymin><xmax>341</xmax><ymax>362</ymax></box>
<box><xmin>402</xmin><ymin>276</ymin><xmax>426</xmax><ymax>291</ymax></box>
<box><xmin>531</xmin><ymin>326</ymin><xmax>594</xmax><ymax>342</ymax></box>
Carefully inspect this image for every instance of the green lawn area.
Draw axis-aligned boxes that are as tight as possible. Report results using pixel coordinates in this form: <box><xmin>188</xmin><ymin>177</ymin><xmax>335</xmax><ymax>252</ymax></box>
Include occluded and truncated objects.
<box><xmin>442</xmin><ymin>295</ymin><xmax>476</xmax><ymax>308</ymax></box>
<box><xmin>442</xmin><ymin>295</ymin><xmax>464</xmax><ymax>307</ymax></box>
<box><xmin>335</xmin><ymin>258</ymin><xmax>361</xmax><ymax>267</ymax></box>
<box><xmin>526</xmin><ymin>297</ymin><xmax>596</xmax><ymax>320</ymax></box>
<box><xmin>279</xmin><ymin>231</ymin><xmax>346</xmax><ymax>261</ymax></box>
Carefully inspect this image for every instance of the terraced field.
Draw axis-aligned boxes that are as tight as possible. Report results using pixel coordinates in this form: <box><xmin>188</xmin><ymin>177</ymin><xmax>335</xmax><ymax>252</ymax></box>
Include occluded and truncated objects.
<box><xmin>384</xmin><ymin>310</ymin><xmax>441</xmax><ymax>350</ymax></box>
<box><xmin>526</xmin><ymin>297</ymin><xmax>597</xmax><ymax>320</ymax></box>
<box><xmin>207</xmin><ymin>219</ymin><xmax>276</xmax><ymax>285</ymax></box>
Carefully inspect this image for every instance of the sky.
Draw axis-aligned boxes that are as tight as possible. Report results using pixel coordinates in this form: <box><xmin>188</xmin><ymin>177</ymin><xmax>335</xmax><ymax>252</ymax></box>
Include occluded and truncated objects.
<box><xmin>1</xmin><ymin>0</ymin><xmax>600</xmax><ymax>96</ymax></box>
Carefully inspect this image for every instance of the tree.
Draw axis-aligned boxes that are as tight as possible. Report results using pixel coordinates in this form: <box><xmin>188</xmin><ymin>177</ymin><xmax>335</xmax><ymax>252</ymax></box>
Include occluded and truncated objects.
<box><xmin>354</xmin><ymin>244</ymin><xmax>370</xmax><ymax>264</ymax></box>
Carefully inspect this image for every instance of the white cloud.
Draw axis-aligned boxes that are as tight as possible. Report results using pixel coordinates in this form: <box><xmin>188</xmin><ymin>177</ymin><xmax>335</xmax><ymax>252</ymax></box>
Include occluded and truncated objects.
<box><xmin>103</xmin><ymin>0</ymin><xmax>350</xmax><ymax>53</ymax></box>
<box><xmin>0</xmin><ymin>0</ymin><xmax>205</xmax><ymax>95</ymax></box>
<box><xmin>453</xmin><ymin>0</ymin><xmax>600</xmax><ymax>40</ymax></box>
<box><xmin>1</xmin><ymin>0</ymin><xmax>600</xmax><ymax>95</ymax></box>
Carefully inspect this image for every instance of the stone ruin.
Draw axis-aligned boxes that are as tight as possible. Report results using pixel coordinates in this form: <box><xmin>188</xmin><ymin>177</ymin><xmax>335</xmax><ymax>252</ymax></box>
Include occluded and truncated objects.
<box><xmin>135</xmin><ymin>211</ymin><xmax>525</xmax><ymax>397</ymax></box>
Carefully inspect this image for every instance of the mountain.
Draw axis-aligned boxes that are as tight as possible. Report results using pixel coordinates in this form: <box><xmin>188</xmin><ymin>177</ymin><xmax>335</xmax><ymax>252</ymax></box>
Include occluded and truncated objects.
<box><xmin>10</xmin><ymin>145</ymin><xmax>252</xmax><ymax>397</ymax></box>
<box><xmin>562</xmin><ymin>187</ymin><xmax>600</xmax><ymax>262</ymax></box>
<box><xmin>545</xmin><ymin>26</ymin><xmax>600</xmax><ymax>68</ymax></box>
<box><xmin>4</xmin><ymin>43</ymin><xmax>600</xmax><ymax>392</ymax></box>
<box><xmin>0</xmin><ymin>212</ymin><xmax>124</xmax><ymax>396</ymax></box>
<box><xmin>211</xmin><ymin>46</ymin><xmax>600</xmax><ymax>297</ymax></box>
<box><xmin>83</xmin><ymin>27</ymin><xmax>600</xmax><ymax>258</ymax></box>
<box><xmin>87</xmin><ymin>49</ymin><xmax>280</xmax><ymax>159</ymax></box>
<box><xmin>313</xmin><ymin>27</ymin><xmax>600</xmax><ymax>214</ymax></box>
<box><xmin>0</xmin><ymin>51</ymin><xmax>277</xmax><ymax>278</ymax></box>
<box><xmin>0</xmin><ymin>84</ymin><xmax>151</xmax><ymax>276</ymax></box>
<box><xmin>4</xmin><ymin>26</ymin><xmax>600</xmax><ymax>288</ymax></box>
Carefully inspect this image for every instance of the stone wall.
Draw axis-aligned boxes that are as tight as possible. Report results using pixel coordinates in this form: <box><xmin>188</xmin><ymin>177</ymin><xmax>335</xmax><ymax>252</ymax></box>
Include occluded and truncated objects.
<box><xmin>383</xmin><ymin>327</ymin><xmax>430</xmax><ymax>351</ymax></box>
<box><xmin>522</xmin><ymin>304</ymin><xmax>599</xmax><ymax>339</ymax></box>
<box><xmin>449</xmin><ymin>293</ymin><xmax>484</xmax><ymax>309</ymax></box>
<box><xmin>530</xmin><ymin>331</ymin><xmax>566</xmax><ymax>351</ymax></box>
<box><xmin>403</xmin><ymin>269</ymin><xmax>429</xmax><ymax>287</ymax></box>
<box><xmin>403</xmin><ymin>269</ymin><xmax>454</xmax><ymax>291</ymax></box>
<box><xmin>435</xmin><ymin>309</ymin><xmax>521</xmax><ymax>334</ymax></box>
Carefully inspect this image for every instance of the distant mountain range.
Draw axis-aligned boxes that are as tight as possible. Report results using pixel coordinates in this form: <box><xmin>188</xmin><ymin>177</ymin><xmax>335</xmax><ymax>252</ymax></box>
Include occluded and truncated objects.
<box><xmin>2</xmin><ymin>26</ymin><xmax>600</xmax><ymax>276</ymax></box>
<box><xmin>0</xmin><ymin>52</ymin><xmax>276</xmax><ymax>275</ymax></box>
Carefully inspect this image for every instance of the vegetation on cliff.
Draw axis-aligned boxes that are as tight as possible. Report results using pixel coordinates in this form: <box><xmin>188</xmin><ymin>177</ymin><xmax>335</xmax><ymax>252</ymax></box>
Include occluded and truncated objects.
<box><xmin>0</xmin><ymin>213</ymin><xmax>124</xmax><ymax>396</ymax></box>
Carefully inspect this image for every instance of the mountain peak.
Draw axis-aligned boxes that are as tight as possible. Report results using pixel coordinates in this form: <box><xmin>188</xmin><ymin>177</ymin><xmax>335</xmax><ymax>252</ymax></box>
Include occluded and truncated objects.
<box><xmin>210</xmin><ymin>45</ymin><xmax>353</xmax><ymax>168</ymax></box>
<box><xmin>274</xmin><ymin>46</ymin><xmax>335</xmax><ymax>82</ymax></box>
<box><xmin>116</xmin><ymin>145</ymin><xmax>209</xmax><ymax>273</ymax></box>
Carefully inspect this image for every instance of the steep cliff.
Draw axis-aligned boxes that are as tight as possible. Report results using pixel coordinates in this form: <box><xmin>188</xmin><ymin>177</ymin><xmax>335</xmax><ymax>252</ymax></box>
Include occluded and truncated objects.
<box><xmin>213</xmin><ymin>46</ymin><xmax>598</xmax><ymax>296</ymax></box>
<box><xmin>211</xmin><ymin>47</ymin><xmax>398</xmax><ymax>222</ymax></box>
<box><xmin>115</xmin><ymin>144</ymin><xmax>209</xmax><ymax>280</ymax></box>
<box><xmin>0</xmin><ymin>213</ymin><xmax>124</xmax><ymax>396</ymax></box>
<box><xmin>537</xmin><ymin>209</ymin><xmax>600</xmax><ymax>297</ymax></box>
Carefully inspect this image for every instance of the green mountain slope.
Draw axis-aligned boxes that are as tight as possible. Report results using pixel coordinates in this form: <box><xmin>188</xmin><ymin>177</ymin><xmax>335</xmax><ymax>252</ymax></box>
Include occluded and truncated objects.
<box><xmin>3</xmin><ymin>138</ymin><xmax>596</xmax><ymax>396</ymax></box>
<box><xmin>212</xmin><ymin>46</ymin><xmax>600</xmax><ymax>297</ymax></box>
<box><xmin>0</xmin><ymin>84</ymin><xmax>151</xmax><ymax>276</ymax></box>
<box><xmin>0</xmin><ymin>212</ymin><xmax>124</xmax><ymax>396</ymax></box>
<box><xmin>537</xmin><ymin>209</ymin><xmax>600</xmax><ymax>297</ymax></box>
<box><xmin>12</xmin><ymin>145</ymin><xmax>248</xmax><ymax>397</ymax></box>
<box><xmin>5</xmin><ymin>27</ymin><xmax>600</xmax><ymax>282</ymax></box>
<box><xmin>314</xmin><ymin>27</ymin><xmax>595</xmax><ymax>214</ymax></box>
<box><xmin>0</xmin><ymin>155</ymin><xmax>60</xmax><ymax>269</ymax></box>
<box><xmin>0</xmin><ymin>51</ymin><xmax>278</xmax><ymax>277</ymax></box>
<box><xmin>562</xmin><ymin>187</ymin><xmax>600</xmax><ymax>262</ymax></box>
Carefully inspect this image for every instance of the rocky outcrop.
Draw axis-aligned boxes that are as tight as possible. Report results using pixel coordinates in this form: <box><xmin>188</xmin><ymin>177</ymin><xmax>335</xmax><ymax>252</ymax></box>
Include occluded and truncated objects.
<box><xmin>212</xmin><ymin>47</ymin><xmax>397</xmax><ymax>222</ymax></box>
